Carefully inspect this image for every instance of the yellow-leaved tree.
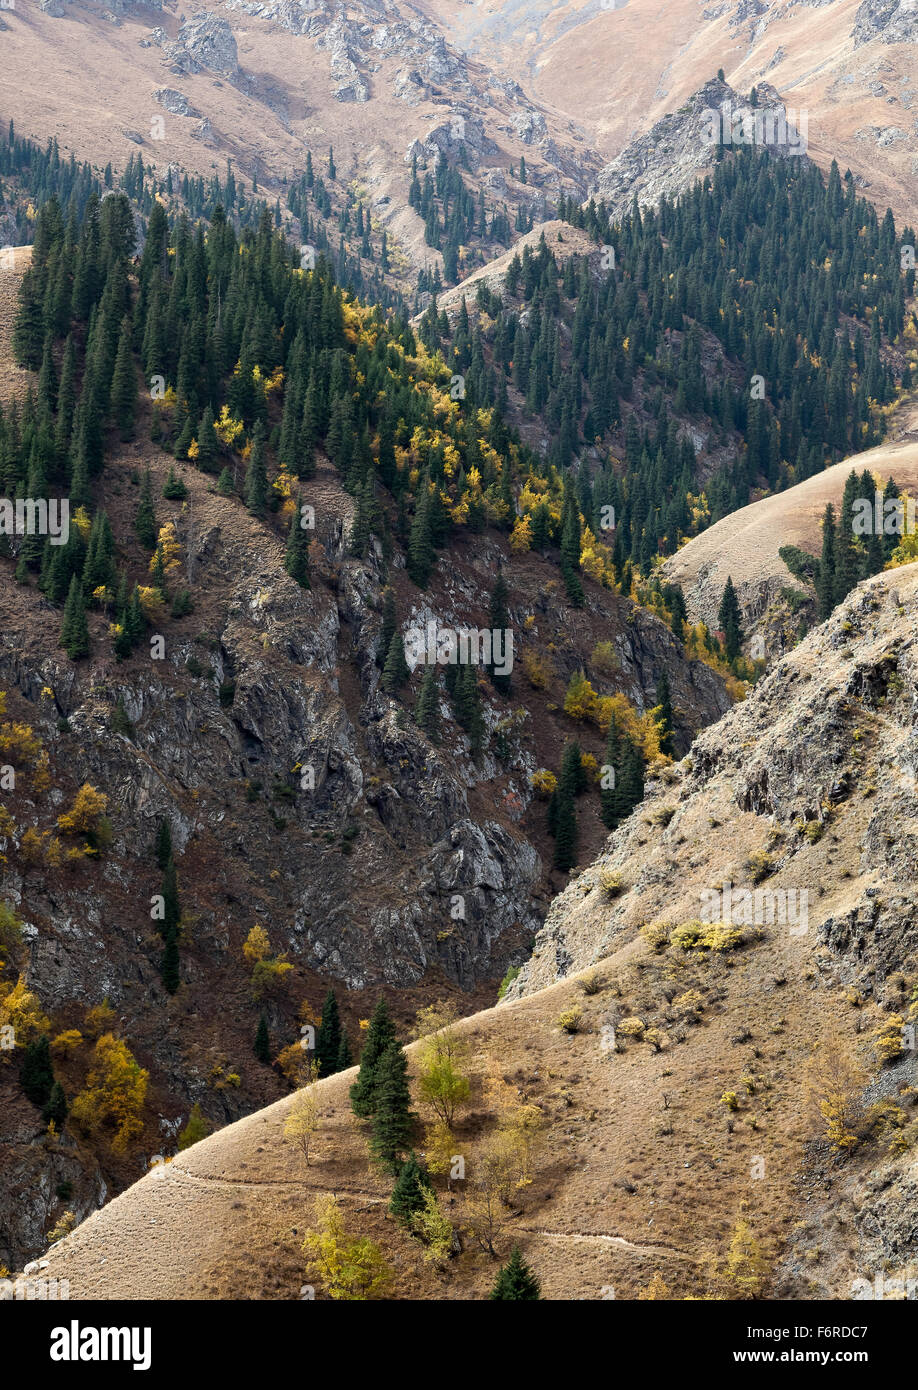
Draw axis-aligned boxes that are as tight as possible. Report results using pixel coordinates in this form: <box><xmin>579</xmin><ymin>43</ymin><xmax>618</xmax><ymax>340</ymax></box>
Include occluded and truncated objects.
<box><xmin>302</xmin><ymin>1195</ymin><xmax>391</xmax><ymax>1300</ymax></box>
<box><xmin>69</xmin><ymin>1033</ymin><xmax>149</xmax><ymax>1154</ymax></box>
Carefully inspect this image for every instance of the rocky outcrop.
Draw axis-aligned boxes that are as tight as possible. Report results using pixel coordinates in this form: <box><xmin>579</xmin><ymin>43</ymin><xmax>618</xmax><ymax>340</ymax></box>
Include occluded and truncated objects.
<box><xmin>154</xmin><ymin>88</ymin><xmax>201</xmax><ymax>119</ymax></box>
<box><xmin>594</xmin><ymin>78</ymin><xmax>810</xmax><ymax>220</ymax></box>
<box><xmin>510</xmin><ymin>564</ymin><xmax>918</xmax><ymax>997</ymax></box>
<box><xmin>156</xmin><ymin>14</ymin><xmax>239</xmax><ymax>78</ymax></box>
<box><xmin>853</xmin><ymin>0</ymin><xmax>918</xmax><ymax>46</ymax></box>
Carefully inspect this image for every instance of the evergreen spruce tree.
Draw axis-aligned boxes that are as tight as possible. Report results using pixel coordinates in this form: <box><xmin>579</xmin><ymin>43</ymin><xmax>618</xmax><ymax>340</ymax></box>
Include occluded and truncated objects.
<box><xmin>560</xmin><ymin>482</ymin><xmax>585</xmax><ymax>607</ymax></box>
<box><xmin>618</xmin><ymin>737</ymin><xmax>645</xmax><ymax>820</ymax></box>
<box><xmin>454</xmin><ymin>663</ymin><xmax>485</xmax><ymax>754</ymax></box>
<box><xmin>600</xmin><ymin>713</ymin><xmax>623</xmax><ymax>831</ymax></box>
<box><xmin>110</xmin><ymin>315</ymin><xmax>137</xmax><ymax>440</ymax></box>
<box><xmin>553</xmin><ymin>791</ymin><xmax>578</xmax><ymax>872</ymax></box>
<box><xmin>254</xmin><ymin>1012</ymin><xmax>271</xmax><ymax>1064</ymax></box>
<box><xmin>350</xmin><ymin>998</ymin><xmax>397</xmax><ymax>1118</ymax></box>
<box><xmin>335</xmin><ymin>1030</ymin><xmax>352</xmax><ymax>1072</ymax></box>
<box><xmin>20</xmin><ymin>1035</ymin><xmax>54</xmax><ymax>1108</ymax></box>
<box><xmin>245</xmin><ymin>422</ymin><xmax>269</xmax><ymax>517</ymax></box>
<box><xmin>389</xmin><ymin>1151</ymin><xmax>432</xmax><ymax>1225</ymax></box>
<box><xmin>382</xmin><ymin>630</ymin><xmax>410</xmax><ymax>693</ymax></box>
<box><xmin>155</xmin><ymin>817</ymin><xmax>172</xmax><ymax>871</ymax></box>
<box><xmin>284</xmin><ymin>499</ymin><xmax>311</xmax><ymax>589</ymax></box>
<box><xmin>160</xmin><ymin>854</ymin><xmax>181</xmax><ymax>939</ymax></box>
<box><xmin>160</xmin><ymin>926</ymin><xmax>180</xmax><ymax>994</ymax></box>
<box><xmin>315</xmin><ymin>990</ymin><xmax>343</xmax><ymax>1078</ymax></box>
<box><xmin>60</xmin><ymin>573</ymin><xmax>89</xmax><ymax>660</ymax></box>
<box><xmin>134</xmin><ymin>468</ymin><xmax>157</xmax><ymax>549</ymax></box>
<box><xmin>162</xmin><ymin>465</ymin><xmax>188</xmax><ymax>500</ymax></box>
<box><xmin>195</xmin><ymin>407</ymin><xmax>219</xmax><ymax>473</ymax></box>
<box><xmin>717</xmin><ymin>576</ymin><xmax>742</xmax><ymax>662</ymax></box>
<box><xmin>43</xmin><ymin>1080</ymin><xmax>68</xmax><ymax>1128</ymax></box>
<box><xmin>489</xmin><ymin>1246</ymin><xmax>541</xmax><ymax>1300</ymax></box>
<box><xmin>407</xmin><ymin>478</ymin><xmax>435</xmax><ymax>588</ymax></box>
<box><xmin>488</xmin><ymin>569</ymin><xmax>512</xmax><ymax>695</ymax></box>
<box><xmin>415</xmin><ymin>666</ymin><xmax>440</xmax><ymax>742</ymax></box>
<box><xmin>656</xmin><ymin>670</ymin><xmax>675</xmax><ymax>757</ymax></box>
<box><xmin>817</xmin><ymin>504</ymin><xmax>837</xmax><ymax>620</ymax></box>
<box><xmin>216</xmin><ymin>467</ymin><xmax>235</xmax><ymax>497</ymax></box>
<box><xmin>376</xmin><ymin>587</ymin><xmax>398</xmax><ymax>668</ymax></box>
<box><xmin>369</xmin><ymin>1041</ymin><xmax>414</xmax><ymax>1175</ymax></box>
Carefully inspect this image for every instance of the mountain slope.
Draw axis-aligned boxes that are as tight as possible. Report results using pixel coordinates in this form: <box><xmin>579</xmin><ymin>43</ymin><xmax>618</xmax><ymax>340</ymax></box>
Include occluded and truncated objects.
<box><xmin>660</xmin><ymin>439</ymin><xmax>918</xmax><ymax>636</ymax></box>
<box><xmin>28</xmin><ymin>561</ymin><xmax>918</xmax><ymax>1299</ymax></box>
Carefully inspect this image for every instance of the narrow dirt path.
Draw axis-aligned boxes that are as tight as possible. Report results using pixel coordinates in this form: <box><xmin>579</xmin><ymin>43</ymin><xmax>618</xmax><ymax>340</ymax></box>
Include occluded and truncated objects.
<box><xmin>166</xmin><ymin>1163</ymin><xmax>690</xmax><ymax>1259</ymax></box>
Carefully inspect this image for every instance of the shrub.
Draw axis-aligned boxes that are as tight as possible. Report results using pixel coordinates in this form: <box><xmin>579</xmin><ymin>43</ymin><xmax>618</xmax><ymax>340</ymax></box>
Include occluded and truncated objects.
<box><xmin>598</xmin><ymin>866</ymin><xmax>624</xmax><ymax>897</ymax></box>
<box><xmin>672</xmin><ymin>989</ymin><xmax>704</xmax><ymax>1018</ymax></box>
<box><xmin>51</xmin><ymin>1029</ymin><xmax>83</xmax><ymax>1056</ymax></box>
<box><xmin>557</xmin><ymin>1005</ymin><xmax>583</xmax><ymax>1034</ymax></box>
<box><xmin>590</xmin><ymin>641</ymin><xmax>619</xmax><ymax>677</ymax></box>
<box><xmin>746</xmin><ymin>850</ymin><xmax>774</xmax><ymax>884</ymax></box>
<box><xmin>670</xmin><ymin>920</ymin><xmax>744</xmax><ymax>953</ymax></box>
<box><xmin>640</xmin><ymin>921</ymin><xmax>671</xmax><ymax>954</ymax></box>
<box><xmin>720</xmin><ymin>1090</ymin><xmax>740</xmax><ymax>1111</ymax></box>
<box><xmin>521</xmin><ymin>650</ymin><xmax>555</xmax><ymax>690</ymax></box>
<box><xmin>530</xmin><ymin>768</ymin><xmax>557</xmax><ymax>798</ymax></box>
<box><xmin>874</xmin><ymin>1015</ymin><xmax>905</xmax><ymax>1065</ymax></box>
<box><xmin>497</xmin><ymin>966</ymin><xmax>521</xmax><ymax>1000</ymax></box>
<box><xmin>617</xmin><ymin>1017</ymin><xmax>646</xmax><ymax>1039</ymax></box>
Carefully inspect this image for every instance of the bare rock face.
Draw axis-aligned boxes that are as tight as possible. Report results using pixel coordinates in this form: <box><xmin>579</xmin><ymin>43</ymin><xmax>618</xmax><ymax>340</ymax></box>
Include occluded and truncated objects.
<box><xmin>594</xmin><ymin>78</ymin><xmax>810</xmax><ymax>220</ymax></box>
<box><xmin>165</xmin><ymin>13</ymin><xmax>240</xmax><ymax>77</ymax></box>
<box><xmin>154</xmin><ymin>87</ymin><xmax>201</xmax><ymax>118</ymax></box>
<box><xmin>510</xmin><ymin>565</ymin><xmax>918</xmax><ymax>998</ymax></box>
<box><xmin>853</xmin><ymin>0</ymin><xmax>918</xmax><ymax>45</ymax></box>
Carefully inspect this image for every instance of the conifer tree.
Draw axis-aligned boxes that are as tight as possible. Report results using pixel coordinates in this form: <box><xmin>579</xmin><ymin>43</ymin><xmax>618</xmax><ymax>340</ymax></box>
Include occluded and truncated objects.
<box><xmin>817</xmin><ymin>504</ymin><xmax>837</xmax><ymax>620</ymax></box>
<box><xmin>415</xmin><ymin>666</ymin><xmax>440</xmax><ymax>742</ymax></box>
<box><xmin>43</xmin><ymin>1079</ymin><xmax>68</xmax><ymax>1128</ymax></box>
<box><xmin>488</xmin><ymin>569</ymin><xmax>512</xmax><ymax>695</ymax></box>
<box><xmin>407</xmin><ymin>478</ymin><xmax>435</xmax><ymax>588</ymax></box>
<box><xmin>254</xmin><ymin>1012</ymin><xmax>271</xmax><ymax>1063</ymax></box>
<box><xmin>350</xmin><ymin>998</ymin><xmax>397</xmax><ymax>1118</ymax></box>
<box><xmin>553</xmin><ymin>790</ymin><xmax>578</xmax><ymax>872</ymax></box>
<box><xmin>656</xmin><ymin>670</ymin><xmax>675</xmax><ymax>757</ymax></box>
<box><xmin>369</xmin><ymin>1041</ymin><xmax>414</xmax><ymax>1175</ymax></box>
<box><xmin>155</xmin><ymin>817</ymin><xmax>172</xmax><ymax>871</ymax></box>
<box><xmin>284</xmin><ymin>498</ymin><xmax>311</xmax><ymax>589</ymax></box>
<box><xmin>245</xmin><ymin>422</ymin><xmax>268</xmax><ymax>517</ymax></box>
<box><xmin>389</xmin><ymin>1151</ymin><xmax>432</xmax><ymax>1224</ymax></box>
<box><xmin>600</xmin><ymin>714</ymin><xmax>623</xmax><ymax>831</ymax></box>
<box><xmin>60</xmin><ymin>573</ymin><xmax>89</xmax><ymax>659</ymax></box>
<box><xmin>490</xmin><ymin>1246</ymin><xmax>541</xmax><ymax>1300</ymax></box>
<box><xmin>454</xmin><ymin>663</ymin><xmax>485</xmax><ymax>754</ymax></box>
<box><xmin>718</xmin><ymin>576</ymin><xmax>743</xmax><ymax>662</ymax></box>
<box><xmin>162</xmin><ymin>465</ymin><xmax>188</xmax><ymax>500</ymax></box>
<box><xmin>110</xmin><ymin>315</ymin><xmax>137</xmax><ymax>440</ymax></box>
<box><xmin>161</xmin><ymin>926</ymin><xmax>180</xmax><ymax>994</ymax></box>
<box><xmin>134</xmin><ymin>468</ymin><xmax>157</xmax><ymax>549</ymax></box>
<box><xmin>382</xmin><ymin>630</ymin><xmax>410</xmax><ymax>693</ymax></box>
<box><xmin>336</xmin><ymin>1030</ymin><xmax>352</xmax><ymax>1072</ymax></box>
<box><xmin>195</xmin><ymin>406</ymin><xmax>219</xmax><ymax>473</ymax></box>
<box><xmin>160</xmin><ymin>854</ymin><xmax>181</xmax><ymax>940</ymax></box>
<box><xmin>376</xmin><ymin>587</ymin><xmax>398</xmax><ymax>668</ymax></box>
<box><xmin>21</xmin><ymin>1035</ymin><xmax>54</xmax><ymax>1108</ymax></box>
<box><xmin>315</xmin><ymin>990</ymin><xmax>343</xmax><ymax>1079</ymax></box>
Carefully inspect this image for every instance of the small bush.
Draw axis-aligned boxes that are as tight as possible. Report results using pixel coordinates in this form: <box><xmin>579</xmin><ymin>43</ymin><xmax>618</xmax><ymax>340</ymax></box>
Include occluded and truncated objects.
<box><xmin>557</xmin><ymin>1005</ymin><xmax>583</xmax><ymax>1034</ymax></box>
<box><xmin>640</xmin><ymin>921</ymin><xmax>670</xmax><ymax>954</ymax></box>
<box><xmin>598</xmin><ymin>866</ymin><xmax>624</xmax><ymax>897</ymax></box>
